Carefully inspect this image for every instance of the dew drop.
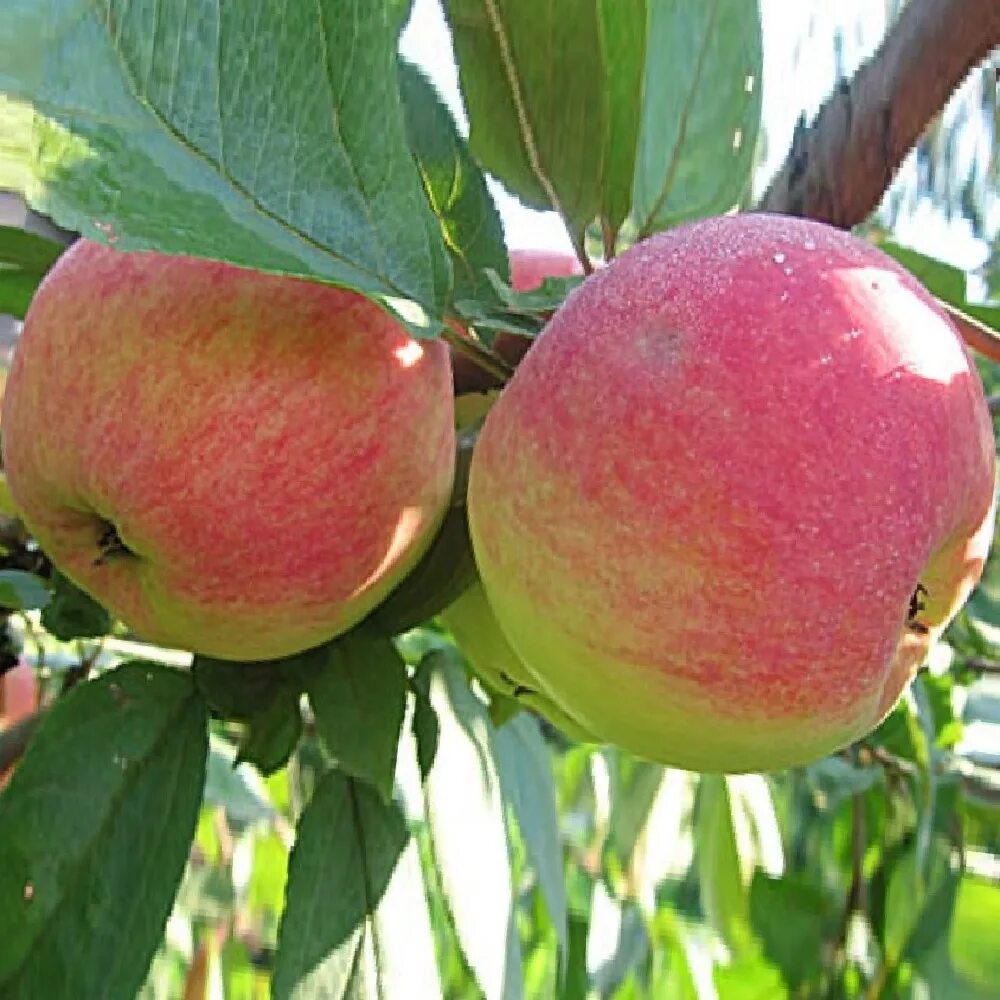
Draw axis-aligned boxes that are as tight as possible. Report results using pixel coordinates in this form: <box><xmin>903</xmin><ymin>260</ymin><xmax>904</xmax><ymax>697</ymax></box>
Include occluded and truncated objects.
<box><xmin>773</xmin><ymin>252</ymin><xmax>786</xmax><ymax>264</ymax></box>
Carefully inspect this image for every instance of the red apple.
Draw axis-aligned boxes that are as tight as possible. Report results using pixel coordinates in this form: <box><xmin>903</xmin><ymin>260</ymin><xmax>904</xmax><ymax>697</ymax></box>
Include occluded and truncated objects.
<box><xmin>0</xmin><ymin>658</ymin><xmax>37</xmax><ymax>725</ymax></box>
<box><xmin>2</xmin><ymin>241</ymin><xmax>455</xmax><ymax>660</ymax></box>
<box><xmin>468</xmin><ymin>214</ymin><xmax>996</xmax><ymax>772</ymax></box>
<box><xmin>440</xmin><ymin>581</ymin><xmax>596</xmax><ymax>742</ymax></box>
<box><xmin>0</xmin><ymin>658</ymin><xmax>38</xmax><ymax>788</ymax></box>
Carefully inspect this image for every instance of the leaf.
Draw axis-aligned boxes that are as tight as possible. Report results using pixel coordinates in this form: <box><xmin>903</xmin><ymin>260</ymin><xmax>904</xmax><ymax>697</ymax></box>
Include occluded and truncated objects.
<box><xmin>443</xmin><ymin>0</ymin><xmax>606</xmax><ymax>240</ymax></box>
<box><xmin>596</xmin><ymin>0</ymin><xmax>647</xmax><ymax>241</ymax></box>
<box><xmin>410</xmin><ymin>654</ymin><xmax>441</xmax><ymax>781</ymax></box>
<box><xmin>949</xmin><ymin>876</ymin><xmax>1000</xmax><ymax>990</ymax></box>
<box><xmin>712</xmin><ymin>954</ymin><xmax>789</xmax><ymax>999</ymax></box>
<box><xmin>749</xmin><ymin>873</ymin><xmax>836</xmax><ymax>990</ymax></box>
<box><xmin>631</xmin><ymin>0</ymin><xmax>763</xmax><ymax>237</ymax></box>
<box><xmin>40</xmin><ymin>569</ymin><xmax>112</xmax><ymax>640</ymax></box>
<box><xmin>0</xmin><ymin>661</ymin><xmax>209</xmax><ymax>997</ymax></box>
<box><xmin>494</xmin><ymin>713</ymin><xmax>568</xmax><ymax>959</ymax></box>
<box><xmin>272</xmin><ymin>770</ymin><xmax>442</xmax><ymax>1000</ymax></box>
<box><xmin>0</xmin><ymin>569</ymin><xmax>49</xmax><ymax>611</ymax></box>
<box><xmin>696</xmin><ymin>775</ymin><xmax>753</xmax><ymax>956</ymax></box>
<box><xmin>878</xmin><ymin>239</ymin><xmax>967</xmax><ymax>303</ymax></box>
<box><xmin>606</xmin><ymin>753</ymin><xmax>665</xmax><ymax>867</ymax></box>
<box><xmin>559</xmin><ymin>909</ymin><xmax>591</xmax><ymax>1000</ymax></box>
<box><xmin>305</xmin><ymin>630</ymin><xmax>408</xmax><ymax>801</ymax></box>
<box><xmin>235</xmin><ymin>696</ymin><xmax>303</xmax><ymax>777</ymax></box>
<box><xmin>0</xmin><ymin>224</ymin><xmax>63</xmax><ymax>318</ymax></box>
<box><xmin>0</xmin><ymin>0</ymin><xmax>450</xmax><ymax>326</ymax></box>
<box><xmin>423</xmin><ymin>651</ymin><xmax>524</xmax><ymax>1000</ymax></box>
<box><xmin>193</xmin><ymin>651</ymin><xmax>316</xmax><ymax>776</ymax></box>
<box><xmin>398</xmin><ymin>59</ymin><xmax>509</xmax><ymax>301</ymax></box>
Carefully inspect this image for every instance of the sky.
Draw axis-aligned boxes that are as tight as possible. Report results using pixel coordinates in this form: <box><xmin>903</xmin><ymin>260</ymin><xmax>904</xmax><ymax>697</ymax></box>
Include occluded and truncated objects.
<box><xmin>399</xmin><ymin>0</ymin><xmax>990</xmax><ymax>273</ymax></box>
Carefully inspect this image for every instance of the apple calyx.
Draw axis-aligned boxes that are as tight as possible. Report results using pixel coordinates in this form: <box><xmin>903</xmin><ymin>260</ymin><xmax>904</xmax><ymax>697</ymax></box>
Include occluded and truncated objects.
<box><xmin>93</xmin><ymin>520</ymin><xmax>135</xmax><ymax>566</ymax></box>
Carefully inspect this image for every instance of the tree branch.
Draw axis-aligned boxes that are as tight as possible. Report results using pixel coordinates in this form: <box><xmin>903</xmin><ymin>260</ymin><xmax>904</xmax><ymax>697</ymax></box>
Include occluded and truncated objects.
<box><xmin>759</xmin><ymin>0</ymin><xmax>1000</xmax><ymax>227</ymax></box>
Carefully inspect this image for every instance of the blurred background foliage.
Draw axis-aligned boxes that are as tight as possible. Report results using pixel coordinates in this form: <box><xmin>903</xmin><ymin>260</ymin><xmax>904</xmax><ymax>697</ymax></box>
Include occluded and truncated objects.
<box><xmin>0</xmin><ymin>1</ymin><xmax>998</xmax><ymax>998</ymax></box>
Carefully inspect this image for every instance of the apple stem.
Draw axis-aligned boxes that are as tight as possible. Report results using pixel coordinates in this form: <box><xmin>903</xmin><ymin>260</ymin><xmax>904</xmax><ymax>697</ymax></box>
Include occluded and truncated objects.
<box><xmin>93</xmin><ymin>521</ymin><xmax>134</xmax><ymax>566</ymax></box>
<box><xmin>443</xmin><ymin>325</ymin><xmax>514</xmax><ymax>384</ymax></box>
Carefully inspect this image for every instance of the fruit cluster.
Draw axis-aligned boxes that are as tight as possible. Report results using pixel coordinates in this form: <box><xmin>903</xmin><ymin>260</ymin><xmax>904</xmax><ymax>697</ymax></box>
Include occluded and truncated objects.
<box><xmin>3</xmin><ymin>214</ymin><xmax>994</xmax><ymax>771</ymax></box>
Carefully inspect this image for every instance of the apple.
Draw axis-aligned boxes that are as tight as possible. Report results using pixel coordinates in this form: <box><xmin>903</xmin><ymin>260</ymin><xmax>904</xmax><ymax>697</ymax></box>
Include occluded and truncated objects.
<box><xmin>0</xmin><ymin>658</ymin><xmax>37</xmax><ymax>725</ymax></box>
<box><xmin>440</xmin><ymin>582</ymin><xmax>596</xmax><ymax>741</ymax></box>
<box><xmin>468</xmin><ymin>213</ymin><xmax>997</xmax><ymax>772</ymax></box>
<box><xmin>451</xmin><ymin>249</ymin><xmax>583</xmax><ymax>393</ymax></box>
<box><xmin>2</xmin><ymin>241</ymin><xmax>455</xmax><ymax>660</ymax></box>
<box><xmin>0</xmin><ymin>658</ymin><xmax>38</xmax><ymax>788</ymax></box>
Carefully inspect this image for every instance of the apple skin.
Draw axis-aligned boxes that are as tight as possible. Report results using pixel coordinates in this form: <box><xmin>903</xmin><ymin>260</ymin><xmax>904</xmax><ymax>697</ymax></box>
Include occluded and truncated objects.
<box><xmin>0</xmin><ymin>658</ymin><xmax>38</xmax><ymax>787</ymax></box>
<box><xmin>468</xmin><ymin>213</ymin><xmax>997</xmax><ymax>773</ymax></box>
<box><xmin>2</xmin><ymin>241</ymin><xmax>456</xmax><ymax>660</ymax></box>
<box><xmin>440</xmin><ymin>582</ymin><xmax>597</xmax><ymax>742</ymax></box>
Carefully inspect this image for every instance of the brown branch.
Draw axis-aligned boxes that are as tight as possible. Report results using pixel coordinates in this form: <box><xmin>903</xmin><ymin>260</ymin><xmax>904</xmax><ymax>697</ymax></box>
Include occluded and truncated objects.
<box><xmin>443</xmin><ymin>324</ymin><xmax>514</xmax><ymax>391</ymax></box>
<box><xmin>939</xmin><ymin>300</ymin><xmax>1000</xmax><ymax>366</ymax></box>
<box><xmin>759</xmin><ymin>0</ymin><xmax>1000</xmax><ymax>227</ymax></box>
<box><xmin>963</xmin><ymin>656</ymin><xmax>1000</xmax><ymax>674</ymax></box>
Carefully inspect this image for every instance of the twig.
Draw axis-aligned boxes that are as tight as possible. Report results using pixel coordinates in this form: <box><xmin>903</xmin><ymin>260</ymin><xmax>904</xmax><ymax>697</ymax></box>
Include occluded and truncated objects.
<box><xmin>442</xmin><ymin>325</ymin><xmax>514</xmax><ymax>385</ymax></box>
<box><xmin>938</xmin><ymin>300</ymin><xmax>1000</xmax><ymax>365</ymax></box>
<box><xmin>759</xmin><ymin>0</ymin><xmax>1000</xmax><ymax>226</ymax></box>
<box><xmin>962</xmin><ymin>656</ymin><xmax>1000</xmax><ymax>675</ymax></box>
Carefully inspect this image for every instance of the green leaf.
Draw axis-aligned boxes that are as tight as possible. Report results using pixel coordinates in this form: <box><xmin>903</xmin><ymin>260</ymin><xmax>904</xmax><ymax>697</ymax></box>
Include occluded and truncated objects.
<box><xmin>596</xmin><ymin>0</ymin><xmax>646</xmax><ymax>241</ymax></box>
<box><xmin>696</xmin><ymin>775</ymin><xmax>753</xmax><ymax>956</ymax></box>
<box><xmin>443</xmin><ymin>0</ymin><xmax>606</xmax><ymax>241</ymax></box>
<box><xmin>749</xmin><ymin>873</ymin><xmax>836</xmax><ymax>990</ymax></box>
<box><xmin>40</xmin><ymin>569</ymin><xmax>112</xmax><ymax>640</ymax></box>
<box><xmin>0</xmin><ymin>569</ymin><xmax>49</xmax><ymax>611</ymax></box>
<box><xmin>631</xmin><ymin>0</ymin><xmax>763</xmax><ymax>237</ymax></box>
<box><xmin>494</xmin><ymin>713</ymin><xmax>568</xmax><ymax>960</ymax></box>
<box><xmin>804</xmin><ymin>754</ymin><xmax>885</xmax><ymax>811</ymax></box>
<box><xmin>559</xmin><ymin>909</ymin><xmax>592</xmax><ymax>1000</ymax></box>
<box><xmin>949</xmin><ymin>876</ymin><xmax>1000</xmax><ymax>990</ymax></box>
<box><xmin>606</xmin><ymin>753</ymin><xmax>665</xmax><ymax>867</ymax></box>
<box><xmin>878</xmin><ymin>239</ymin><xmax>967</xmax><ymax>303</ymax></box>
<box><xmin>235</xmin><ymin>697</ymin><xmax>303</xmax><ymax>777</ymax></box>
<box><xmin>0</xmin><ymin>224</ymin><xmax>63</xmax><ymax>318</ymax></box>
<box><xmin>712</xmin><ymin>954</ymin><xmax>789</xmax><ymax>999</ymax></box>
<box><xmin>0</xmin><ymin>661</ymin><xmax>209</xmax><ymax>997</ymax></box>
<box><xmin>272</xmin><ymin>770</ymin><xmax>442</xmax><ymax>1000</ymax></box>
<box><xmin>410</xmin><ymin>653</ymin><xmax>441</xmax><ymax>781</ymax></box>
<box><xmin>193</xmin><ymin>652</ymin><xmax>316</xmax><ymax>776</ymax></box>
<box><xmin>423</xmin><ymin>651</ymin><xmax>524</xmax><ymax>1000</ymax></box>
<box><xmin>305</xmin><ymin>630</ymin><xmax>408</xmax><ymax>801</ymax></box>
<box><xmin>0</xmin><ymin>0</ymin><xmax>451</xmax><ymax>327</ymax></box>
<box><xmin>398</xmin><ymin>59</ymin><xmax>509</xmax><ymax>302</ymax></box>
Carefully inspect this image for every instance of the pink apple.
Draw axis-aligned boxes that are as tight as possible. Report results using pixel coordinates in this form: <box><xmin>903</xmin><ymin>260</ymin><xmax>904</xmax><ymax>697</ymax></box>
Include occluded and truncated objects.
<box><xmin>440</xmin><ymin>581</ymin><xmax>596</xmax><ymax>742</ymax></box>
<box><xmin>2</xmin><ymin>241</ymin><xmax>455</xmax><ymax>660</ymax></box>
<box><xmin>468</xmin><ymin>213</ymin><xmax>996</xmax><ymax>772</ymax></box>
